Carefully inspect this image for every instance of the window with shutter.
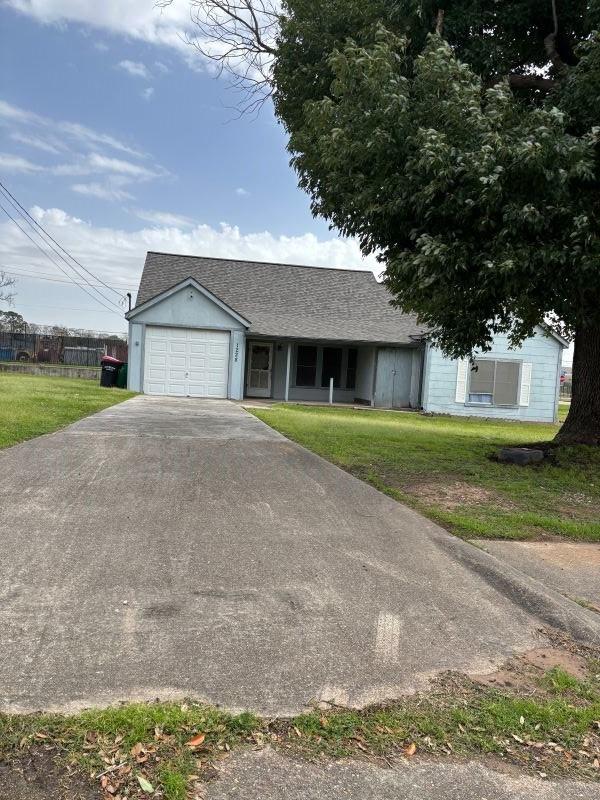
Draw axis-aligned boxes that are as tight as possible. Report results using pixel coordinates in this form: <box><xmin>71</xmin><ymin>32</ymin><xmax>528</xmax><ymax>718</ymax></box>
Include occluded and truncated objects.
<box><xmin>467</xmin><ymin>359</ymin><xmax>522</xmax><ymax>407</ymax></box>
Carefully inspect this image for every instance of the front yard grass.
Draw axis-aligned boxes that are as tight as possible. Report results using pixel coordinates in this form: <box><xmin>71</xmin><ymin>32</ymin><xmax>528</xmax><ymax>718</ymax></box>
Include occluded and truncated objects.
<box><xmin>249</xmin><ymin>403</ymin><xmax>600</xmax><ymax>542</ymax></box>
<box><xmin>0</xmin><ymin>373</ymin><xmax>136</xmax><ymax>450</ymax></box>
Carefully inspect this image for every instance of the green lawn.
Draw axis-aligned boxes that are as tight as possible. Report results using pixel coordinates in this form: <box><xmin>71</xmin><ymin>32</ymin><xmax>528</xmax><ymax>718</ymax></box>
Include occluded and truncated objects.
<box><xmin>250</xmin><ymin>403</ymin><xmax>600</xmax><ymax>542</ymax></box>
<box><xmin>0</xmin><ymin>374</ymin><xmax>136</xmax><ymax>449</ymax></box>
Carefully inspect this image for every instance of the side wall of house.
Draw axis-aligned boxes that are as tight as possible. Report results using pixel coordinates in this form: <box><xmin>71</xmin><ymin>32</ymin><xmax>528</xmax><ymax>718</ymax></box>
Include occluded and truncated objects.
<box><xmin>127</xmin><ymin>285</ymin><xmax>246</xmax><ymax>399</ymax></box>
<box><xmin>421</xmin><ymin>328</ymin><xmax>562</xmax><ymax>422</ymax></box>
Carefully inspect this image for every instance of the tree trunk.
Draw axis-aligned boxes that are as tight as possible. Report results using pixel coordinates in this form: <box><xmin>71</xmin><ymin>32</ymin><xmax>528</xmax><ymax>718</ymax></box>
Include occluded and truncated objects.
<box><xmin>555</xmin><ymin>323</ymin><xmax>600</xmax><ymax>445</ymax></box>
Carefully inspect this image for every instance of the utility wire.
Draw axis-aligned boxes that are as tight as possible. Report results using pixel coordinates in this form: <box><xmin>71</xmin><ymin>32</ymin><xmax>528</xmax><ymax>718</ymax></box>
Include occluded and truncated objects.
<box><xmin>13</xmin><ymin>302</ymin><xmax>127</xmax><ymax>315</ymax></box>
<box><xmin>0</xmin><ymin>202</ymin><xmax>122</xmax><ymax>316</ymax></box>
<box><xmin>0</xmin><ymin>186</ymin><xmax>123</xmax><ymax>311</ymax></box>
<box><xmin>0</xmin><ymin>180</ymin><xmax>124</xmax><ymax>301</ymax></box>
<box><xmin>1</xmin><ymin>266</ymin><xmax>135</xmax><ymax>291</ymax></box>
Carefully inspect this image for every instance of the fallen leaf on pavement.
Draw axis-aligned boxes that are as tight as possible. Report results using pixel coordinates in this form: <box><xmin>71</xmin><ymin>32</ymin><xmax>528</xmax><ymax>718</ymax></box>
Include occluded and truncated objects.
<box><xmin>404</xmin><ymin>742</ymin><xmax>417</xmax><ymax>757</ymax></box>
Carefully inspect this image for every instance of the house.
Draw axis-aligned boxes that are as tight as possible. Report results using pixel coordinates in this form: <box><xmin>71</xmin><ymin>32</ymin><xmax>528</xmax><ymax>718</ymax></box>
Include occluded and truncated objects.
<box><xmin>126</xmin><ymin>252</ymin><xmax>567</xmax><ymax>422</ymax></box>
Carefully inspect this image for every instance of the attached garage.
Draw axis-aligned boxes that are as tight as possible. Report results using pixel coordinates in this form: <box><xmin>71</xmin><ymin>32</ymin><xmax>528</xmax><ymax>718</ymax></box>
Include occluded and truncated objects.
<box><xmin>144</xmin><ymin>326</ymin><xmax>230</xmax><ymax>398</ymax></box>
<box><xmin>126</xmin><ymin>276</ymin><xmax>250</xmax><ymax>400</ymax></box>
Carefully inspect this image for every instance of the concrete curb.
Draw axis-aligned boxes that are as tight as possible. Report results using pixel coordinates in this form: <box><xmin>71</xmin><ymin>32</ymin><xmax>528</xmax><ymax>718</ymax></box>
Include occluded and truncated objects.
<box><xmin>428</xmin><ymin>527</ymin><xmax>600</xmax><ymax>646</ymax></box>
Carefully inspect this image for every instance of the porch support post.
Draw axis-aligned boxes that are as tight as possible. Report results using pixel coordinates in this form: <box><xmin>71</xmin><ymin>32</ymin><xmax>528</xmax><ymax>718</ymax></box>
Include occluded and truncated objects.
<box><xmin>329</xmin><ymin>376</ymin><xmax>334</xmax><ymax>405</ymax></box>
<box><xmin>285</xmin><ymin>342</ymin><xmax>291</xmax><ymax>402</ymax></box>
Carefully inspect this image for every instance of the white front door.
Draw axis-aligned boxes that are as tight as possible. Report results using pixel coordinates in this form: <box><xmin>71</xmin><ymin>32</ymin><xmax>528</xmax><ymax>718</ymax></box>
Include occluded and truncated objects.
<box><xmin>144</xmin><ymin>326</ymin><xmax>230</xmax><ymax>398</ymax></box>
<box><xmin>246</xmin><ymin>341</ymin><xmax>273</xmax><ymax>398</ymax></box>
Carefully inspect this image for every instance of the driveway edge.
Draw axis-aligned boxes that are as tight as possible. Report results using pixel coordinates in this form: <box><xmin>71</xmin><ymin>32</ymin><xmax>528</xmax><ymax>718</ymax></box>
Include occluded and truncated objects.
<box><xmin>247</xmin><ymin>409</ymin><xmax>600</xmax><ymax>647</ymax></box>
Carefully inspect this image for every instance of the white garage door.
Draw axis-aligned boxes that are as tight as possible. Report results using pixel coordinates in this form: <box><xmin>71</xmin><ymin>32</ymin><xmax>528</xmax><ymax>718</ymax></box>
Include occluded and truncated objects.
<box><xmin>143</xmin><ymin>326</ymin><xmax>230</xmax><ymax>397</ymax></box>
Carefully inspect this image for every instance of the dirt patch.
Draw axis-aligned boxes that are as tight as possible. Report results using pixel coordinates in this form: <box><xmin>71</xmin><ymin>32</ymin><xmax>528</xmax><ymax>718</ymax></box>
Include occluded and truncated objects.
<box><xmin>404</xmin><ymin>479</ymin><xmax>516</xmax><ymax>511</ymax></box>
<box><xmin>0</xmin><ymin>749</ymin><xmax>97</xmax><ymax>800</ymax></box>
<box><xmin>523</xmin><ymin>647</ymin><xmax>589</xmax><ymax>679</ymax></box>
<box><xmin>473</xmin><ymin>630</ymin><xmax>598</xmax><ymax>693</ymax></box>
<box><xmin>560</xmin><ymin>492</ymin><xmax>599</xmax><ymax>520</ymax></box>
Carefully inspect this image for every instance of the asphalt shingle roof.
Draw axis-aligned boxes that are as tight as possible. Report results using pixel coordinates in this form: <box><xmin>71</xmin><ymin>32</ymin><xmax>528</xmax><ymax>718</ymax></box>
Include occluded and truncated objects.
<box><xmin>134</xmin><ymin>252</ymin><xmax>427</xmax><ymax>345</ymax></box>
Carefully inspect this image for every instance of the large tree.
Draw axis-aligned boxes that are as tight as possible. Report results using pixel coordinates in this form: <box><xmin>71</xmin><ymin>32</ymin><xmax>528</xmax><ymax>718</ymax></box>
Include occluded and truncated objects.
<box><xmin>177</xmin><ymin>1</ymin><xmax>600</xmax><ymax>444</ymax></box>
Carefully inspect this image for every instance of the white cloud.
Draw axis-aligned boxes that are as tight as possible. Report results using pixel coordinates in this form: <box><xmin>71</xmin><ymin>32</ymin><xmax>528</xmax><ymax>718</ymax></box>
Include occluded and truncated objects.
<box><xmin>0</xmin><ymin>203</ymin><xmax>377</xmax><ymax>329</ymax></box>
<box><xmin>235</xmin><ymin>187</ymin><xmax>250</xmax><ymax>197</ymax></box>
<box><xmin>0</xmin><ymin>99</ymin><xmax>167</xmax><ymax>203</ymax></box>
<box><xmin>118</xmin><ymin>59</ymin><xmax>150</xmax><ymax>79</ymax></box>
<box><xmin>94</xmin><ymin>41</ymin><xmax>109</xmax><ymax>52</ymax></box>
<box><xmin>85</xmin><ymin>153</ymin><xmax>162</xmax><ymax>179</ymax></box>
<box><xmin>9</xmin><ymin>131</ymin><xmax>63</xmax><ymax>154</ymax></box>
<box><xmin>0</xmin><ymin>153</ymin><xmax>44</xmax><ymax>173</ymax></box>
<box><xmin>132</xmin><ymin>208</ymin><xmax>196</xmax><ymax>227</ymax></box>
<box><xmin>0</xmin><ymin>150</ymin><xmax>166</xmax><ymax>185</ymax></box>
<box><xmin>155</xmin><ymin>61</ymin><xmax>170</xmax><ymax>74</ymax></box>
<box><xmin>1</xmin><ymin>204</ymin><xmax>378</xmax><ymax>299</ymax></box>
<box><xmin>5</xmin><ymin>1</ymin><xmax>198</xmax><ymax>56</ymax></box>
<box><xmin>0</xmin><ymin>99</ymin><xmax>145</xmax><ymax>158</ymax></box>
<box><xmin>142</xmin><ymin>87</ymin><xmax>155</xmax><ymax>101</ymax></box>
<box><xmin>3</xmin><ymin>1</ymin><xmax>279</xmax><ymax>72</ymax></box>
<box><xmin>71</xmin><ymin>182</ymin><xmax>133</xmax><ymax>202</ymax></box>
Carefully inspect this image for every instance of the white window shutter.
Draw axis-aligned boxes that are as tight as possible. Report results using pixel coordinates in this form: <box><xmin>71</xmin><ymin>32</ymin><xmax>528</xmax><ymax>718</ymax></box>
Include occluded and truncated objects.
<box><xmin>455</xmin><ymin>359</ymin><xmax>469</xmax><ymax>403</ymax></box>
<box><xmin>519</xmin><ymin>362</ymin><xmax>533</xmax><ymax>406</ymax></box>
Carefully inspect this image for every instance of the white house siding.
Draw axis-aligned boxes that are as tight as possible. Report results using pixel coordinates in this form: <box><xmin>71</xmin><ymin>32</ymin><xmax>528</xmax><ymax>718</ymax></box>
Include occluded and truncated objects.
<box><xmin>421</xmin><ymin>328</ymin><xmax>562</xmax><ymax>423</ymax></box>
<box><xmin>127</xmin><ymin>284</ymin><xmax>246</xmax><ymax>399</ymax></box>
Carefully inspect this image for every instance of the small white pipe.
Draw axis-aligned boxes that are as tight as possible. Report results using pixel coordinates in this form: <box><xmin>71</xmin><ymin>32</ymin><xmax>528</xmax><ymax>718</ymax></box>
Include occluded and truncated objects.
<box><xmin>329</xmin><ymin>376</ymin><xmax>334</xmax><ymax>405</ymax></box>
<box><xmin>285</xmin><ymin>342</ymin><xmax>291</xmax><ymax>402</ymax></box>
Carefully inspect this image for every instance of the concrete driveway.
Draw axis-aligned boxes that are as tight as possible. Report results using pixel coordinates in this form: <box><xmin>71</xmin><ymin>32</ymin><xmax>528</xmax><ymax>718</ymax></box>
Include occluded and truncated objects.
<box><xmin>0</xmin><ymin>396</ymin><xmax>597</xmax><ymax>715</ymax></box>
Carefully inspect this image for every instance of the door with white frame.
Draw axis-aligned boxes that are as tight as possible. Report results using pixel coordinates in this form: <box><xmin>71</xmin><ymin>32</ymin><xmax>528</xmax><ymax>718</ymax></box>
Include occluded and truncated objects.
<box><xmin>246</xmin><ymin>341</ymin><xmax>273</xmax><ymax>398</ymax></box>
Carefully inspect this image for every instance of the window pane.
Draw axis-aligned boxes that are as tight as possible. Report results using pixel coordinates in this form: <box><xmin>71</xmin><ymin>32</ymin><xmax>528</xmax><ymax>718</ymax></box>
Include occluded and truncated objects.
<box><xmin>251</xmin><ymin>345</ymin><xmax>270</xmax><ymax>370</ymax></box>
<box><xmin>346</xmin><ymin>348</ymin><xmax>357</xmax><ymax>390</ymax></box>
<box><xmin>494</xmin><ymin>361</ymin><xmax>520</xmax><ymax>405</ymax></box>
<box><xmin>468</xmin><ymin>392</ymin><xmax>493</xmax><ymax>405</ymax></box>
<box><xmin>296</xmin><ymin>345</ymin><xmax>317</xmax><ymax>386</ymax></box>
<box><xmin>321</xmin><ymin>347</ymin><xmax>343</xmax><ymax>387</ymax></box>
<box><xmin>470</xmin><ymin>360</ymin><xmax>495</xmax><ymax>394</ymax></box>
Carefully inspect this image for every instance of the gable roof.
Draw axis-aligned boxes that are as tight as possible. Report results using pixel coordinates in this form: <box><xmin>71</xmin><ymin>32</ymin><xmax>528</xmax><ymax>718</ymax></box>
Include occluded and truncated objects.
<box><xmin>132</xmin><ymin>251</ymin><xmax>426</xmax><ymax>345</ymax></box>
<box><xmin>127</xmin><ymin>276</ymin><xmax>251</xmax><ymax>327</ymax></box>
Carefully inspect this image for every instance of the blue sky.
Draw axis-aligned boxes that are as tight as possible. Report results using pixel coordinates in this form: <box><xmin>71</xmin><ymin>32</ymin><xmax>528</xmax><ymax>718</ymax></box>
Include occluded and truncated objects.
<box><xmin>0</xmin><ymin>1</ymin><xmax>374</xmax><ymax>332</ymax></box>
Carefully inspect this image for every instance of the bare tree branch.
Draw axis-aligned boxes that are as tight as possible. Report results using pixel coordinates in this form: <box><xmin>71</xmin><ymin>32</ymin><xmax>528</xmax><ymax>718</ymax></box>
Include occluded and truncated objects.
<box><xmin>435</xmin><ymin>9</ymin><xmax>445</xmax><ymax>36</ymax></box>
<box><xmin>544</xmin><ymin>0</ymin><xmax>568</xmax><ymax>74</ymax></box>
<box><xmin>0</xmin><ymin>270</ymin><xmax>15</xmax><ymax>306</ymax></box>
<box><xmin>508</xmin><ymin>74</ymin><xmax>556</xmax><ymax>91</ymax></box>
<box><xmin>156</xmin><ymin>0</ymin><xmax>280</xmax><ymax>114</ymax></box>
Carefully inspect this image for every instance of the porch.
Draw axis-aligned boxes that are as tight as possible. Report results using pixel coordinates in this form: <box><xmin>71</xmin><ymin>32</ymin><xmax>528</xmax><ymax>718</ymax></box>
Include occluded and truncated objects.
<box><xmin>244</xmin><ymin>338</ymin><xmax>424</xmax><ymax>409</ymax></box>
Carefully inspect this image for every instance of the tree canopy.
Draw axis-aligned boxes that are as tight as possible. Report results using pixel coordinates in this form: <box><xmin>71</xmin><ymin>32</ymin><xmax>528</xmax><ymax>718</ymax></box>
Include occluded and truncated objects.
<box><xmin>271</xmin><ymin>1</ymin><xmax>600</xmax><ymax>441</ymax></box>
<box><xmin>174</xmin><ymin>0</ymin><xmax>600</xmax><ymax>441</ymax></box>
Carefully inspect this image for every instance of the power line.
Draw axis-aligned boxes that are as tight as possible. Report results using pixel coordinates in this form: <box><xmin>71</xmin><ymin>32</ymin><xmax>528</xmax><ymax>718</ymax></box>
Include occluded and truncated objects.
<box><xmin>12</xmin><ymin>302</ymin><xmax>128</xmax><ymax>315</ymax></box>
<box><xmin>0</xmin><ymin>201</ymin><xmax>123</xmax><ymax>317</ymax></box>
<box><xmin>1</xmin><ymin>266</ymin><xmax>136</xmax><ymax>291</ymax></box>
<box><xmin>0</xmin><ymin>180</ymin><xmax>124</xmax><ymax>301</ymax></box>
<box><xmin>0</xmin><ymin>188</ymin><xmax>123</xmax><ymax>311</ymax></box>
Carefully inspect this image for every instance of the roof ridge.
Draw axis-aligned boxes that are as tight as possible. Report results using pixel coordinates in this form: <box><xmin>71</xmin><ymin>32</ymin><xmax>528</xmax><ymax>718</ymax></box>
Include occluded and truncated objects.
<box><xmin>146</xmin><ymin>250</ymin><xmax>377</xmax><ymax>276</ymax></box>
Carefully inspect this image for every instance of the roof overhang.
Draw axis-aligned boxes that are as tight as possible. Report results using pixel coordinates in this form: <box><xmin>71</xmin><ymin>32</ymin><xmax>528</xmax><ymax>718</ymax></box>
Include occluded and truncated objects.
<box><xmin>419</xmin><ymin>325</ymin><xmax>570</xmax><ymax>349</ymax></box>
<box><xmin>540</xmin><ymin>324</ymin><xmax>570</xmax><ymax>348</ymax></box>
<box><xmin>126</xmin><ymin>276</ymin><xmax>251</xmax><ymax>328</ymax></box>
